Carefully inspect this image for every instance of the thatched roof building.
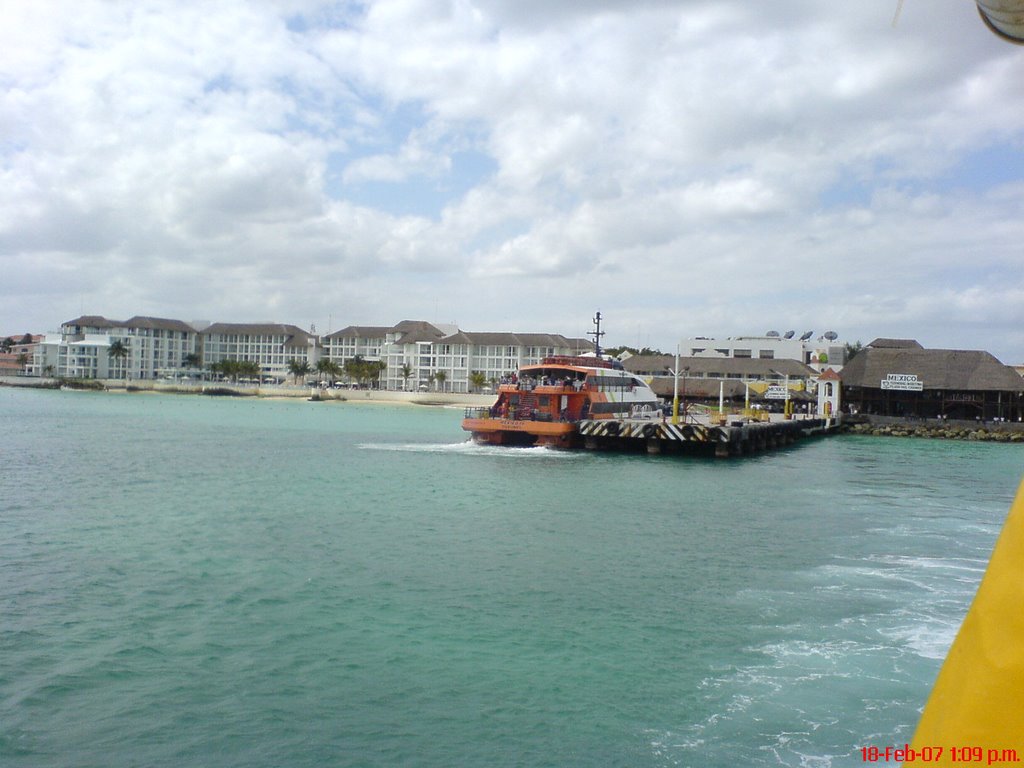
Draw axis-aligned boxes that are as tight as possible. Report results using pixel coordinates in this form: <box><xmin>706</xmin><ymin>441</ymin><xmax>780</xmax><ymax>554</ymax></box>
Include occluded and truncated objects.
<box><xmin>841</xmin><ymin>343</ymin><xmax>1023</xmax><ymax>421</ymax></box>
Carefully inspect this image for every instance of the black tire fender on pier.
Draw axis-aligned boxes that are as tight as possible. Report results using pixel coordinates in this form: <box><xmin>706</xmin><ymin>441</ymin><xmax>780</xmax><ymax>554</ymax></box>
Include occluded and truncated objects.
<box><xmin>605</xmin><ymin>421</ymin><xmax>620</xmax><ymax>436</ymax></box>
<box><xmin>642</xmin><ymin>423</ymin><xmax>657</xmax><ymax>438</ymax></box>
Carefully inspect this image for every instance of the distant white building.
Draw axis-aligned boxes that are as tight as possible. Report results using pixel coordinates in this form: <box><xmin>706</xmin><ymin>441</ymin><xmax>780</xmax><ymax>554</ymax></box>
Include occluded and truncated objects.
<box><xmin>200</xmin><ymin>322</ymin><xmax>319</xmax><ymax>381</ymax></box>
<box><xmin>321</xmin><ymin>321</ymin><xmax>445</xmax><ymax>390</ymax></box>
<box><xmin>430</xmin><ymin>331</ymin><xmax>590</xmax><ymax>393</ymax></box>
<box><xmin>322</xmin><ymin>326</ymin><xmax>389</xmax><ymax>366</ymax></box>
<box><xmin>33</xmin><ymin>312</ymin><xmax>593</xmax><ymax>389</ymax></box>
<box><xmin>322</xmin><ymin>320</ymin><xmax>590</xmax><ymax>392</ymax></box>
<box><xmin>36</xmin><ymin>316</ymin><xmax>322</xmax><ymax>382</ymax></box>
<box><xmin>40</xmin><ymin>315</ymin><xmax>201</xmax><ymax>380</ymax></box>
<box><xmin>686</xmin><ymin>332</ymin><xmax>847</xmax><ymax>370</ymax></box>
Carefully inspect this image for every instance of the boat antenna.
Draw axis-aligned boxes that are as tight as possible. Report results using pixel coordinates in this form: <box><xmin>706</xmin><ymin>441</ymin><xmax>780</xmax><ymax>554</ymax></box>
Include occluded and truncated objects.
<box><xmin>589</xmin><ymin>311</ymin><xmax>606</xmax><ymax>358</ymax></box>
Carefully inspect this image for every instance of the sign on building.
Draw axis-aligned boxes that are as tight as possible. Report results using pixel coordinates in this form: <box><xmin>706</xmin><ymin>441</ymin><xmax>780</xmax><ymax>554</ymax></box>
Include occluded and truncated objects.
<box><xmin>880</xmin><ymin>373</ymin><xmax>923</xmax><ymax>391</ymax></box>
<box><xmin>764</xmin><ymin>385</ymin><xmax>789</xmax><ymax>399</ymax></box>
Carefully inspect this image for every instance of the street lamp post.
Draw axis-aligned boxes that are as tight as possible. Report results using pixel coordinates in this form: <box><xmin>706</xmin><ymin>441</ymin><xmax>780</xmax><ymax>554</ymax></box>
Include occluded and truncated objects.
<box><xmin>672</xmin><ymin>346</ymin><xmax>680</xmax><ymax>425</ymax></box>
<box><xmin>669</xmin><ymin>353</ymin><xmax>689</xmax><ymax>425</ymax></box>
<box><xmin>682</xmin><ymin>366</ymin><xmax>689</xmax><ymax>422</ymax></box>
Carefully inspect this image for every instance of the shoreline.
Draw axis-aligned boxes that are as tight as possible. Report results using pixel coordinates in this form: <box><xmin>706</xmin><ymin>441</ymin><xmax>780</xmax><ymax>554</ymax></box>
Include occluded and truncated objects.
<box><xmin>0</xmin><ymin>376</ymin><xmax>492</xmax><ymax>409</ymax></box>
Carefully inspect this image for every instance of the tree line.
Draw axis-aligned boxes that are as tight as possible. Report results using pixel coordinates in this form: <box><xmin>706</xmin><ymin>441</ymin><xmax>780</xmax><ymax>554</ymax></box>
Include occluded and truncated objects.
<box><xmin>287</xmin><ymin>355</ymin><xmax>386</xmax><ymax>387</ymax></box>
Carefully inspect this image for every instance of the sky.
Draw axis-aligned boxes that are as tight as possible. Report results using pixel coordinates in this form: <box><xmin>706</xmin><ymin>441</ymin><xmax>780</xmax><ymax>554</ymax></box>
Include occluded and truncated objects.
<box><xmin>3</xmin><ymin>0</ymin><xmax>1024</xmax><ymax>362</ymax></box>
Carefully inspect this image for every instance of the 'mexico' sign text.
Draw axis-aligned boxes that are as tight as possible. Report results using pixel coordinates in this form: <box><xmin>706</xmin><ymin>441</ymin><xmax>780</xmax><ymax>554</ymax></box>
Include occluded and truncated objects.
<box><xmin>880</xmin><ymin>373</ymin><xmax>923</xmax><ymax>391</ymax></box>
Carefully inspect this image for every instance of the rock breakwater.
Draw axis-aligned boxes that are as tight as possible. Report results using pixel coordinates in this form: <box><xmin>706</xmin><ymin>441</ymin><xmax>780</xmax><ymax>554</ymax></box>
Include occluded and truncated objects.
<box><xmin>848</xmin><ymin>421</ymin><xmax>1024</xmax><ymax>442</ymax></box>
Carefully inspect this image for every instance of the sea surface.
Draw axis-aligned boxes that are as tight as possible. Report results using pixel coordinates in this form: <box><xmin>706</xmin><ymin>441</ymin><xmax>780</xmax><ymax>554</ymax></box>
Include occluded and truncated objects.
<box><xmin>2</xmin><ymin>387</ymin><xmax>1022</xmax><ymax>767</ymax></box>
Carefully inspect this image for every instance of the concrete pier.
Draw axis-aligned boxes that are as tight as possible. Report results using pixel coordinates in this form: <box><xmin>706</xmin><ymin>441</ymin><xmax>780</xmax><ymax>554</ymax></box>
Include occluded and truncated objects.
<box><xmin>575</xmin><ymin>415</ymin><xmax>843</xmax><ymax>457</ymax></box>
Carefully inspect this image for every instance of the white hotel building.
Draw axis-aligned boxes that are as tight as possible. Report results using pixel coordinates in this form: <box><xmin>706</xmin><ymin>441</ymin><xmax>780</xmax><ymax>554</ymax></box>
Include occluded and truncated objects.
<box><xmin>36</xmin><ymin>316</ymin><xmax>320</xmax><ymax>382</ymax></box>
<box><xmin>685</xmin><ymin>333</ymin><xmax>848</xmax><ymax>370</ymax></box>
<box><xmin>36</xmin><ymin>315</ymin><xmax>588</xmax><ymax>390</ymax></box>
<box><xmin>37</xmin><ymin>315</ymin><xmax>201</xmax><ymax>380</ymax></box>
<box><xmin>199</xmin><ymin>322</ymin><xmax>319</xmax><ymax>380</ymax></box>
<box><xmin>322</xmin><ymin>321</ymin><xmax>591</xmax><ymax>392</ymax></box>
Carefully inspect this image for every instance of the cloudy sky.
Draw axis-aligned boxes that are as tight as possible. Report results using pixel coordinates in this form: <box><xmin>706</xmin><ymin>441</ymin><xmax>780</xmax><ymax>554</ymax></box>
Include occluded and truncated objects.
<box><xmin>3</xmin><ymin>0</ymin><xmax>1023</xmax><ymax>361</ymax></box>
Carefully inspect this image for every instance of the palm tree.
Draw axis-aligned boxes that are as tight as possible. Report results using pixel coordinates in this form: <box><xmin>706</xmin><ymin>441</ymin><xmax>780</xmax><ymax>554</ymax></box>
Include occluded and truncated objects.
<box><xmin>343</xmin><ymin>355</ymin><xmax>366</xmax><ymax>387</ymax></box>
<box><xmin>329</xmin><ymin>359</ymin><xmax>343</xmax><ymax>384</ymax></box>
<box><xmin>343</xmin><ymin>356</ymin><xmax>386</xmax><ymax>388</ymax></box>
<box><xmin>239</xmin><ymin>360</ymin><xmax>260</xmax><ymax>381</ymax></box>
<box><xmin>400</xmin><ymin>363</ymin><xmax>413</xmax><ymax>391</ymax></box>
<box><xmin>179</xmin><ymin>352</ymin><xmax>201</xmax><ymax>381</ymax></box>
<box><xmin>287</xmin><ymin>358</ymin><xmax>311</xmax><ymax>384</ymax></box>
<box><xmin>316</xmin><ymin>358</ymin><xmax>341</xmax><ymax>385</ymax></box>
<box><xmin>108</xmin><ymin>339</ymin><xmax>129</xmax><ymax>379</ymax></box>
<box><xmin>434</xmin><ymin>370</ymin><xmax>447</xmax><ymax>392</ymax></box>
<box><xmin>468</xmin><ymin>370</ymin><xmax>487</xmax><ymax>393</ymax></box>
<box><xmin>210</xmin><ymin>359</ymin><xmax>246</xmax><ymax>383</ymax></box>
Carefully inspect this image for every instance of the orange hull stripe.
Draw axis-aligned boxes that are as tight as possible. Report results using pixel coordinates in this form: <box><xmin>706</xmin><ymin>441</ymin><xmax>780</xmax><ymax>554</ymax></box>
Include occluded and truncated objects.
<box><xmin>462</xmin><ymin>418</ymin><xmax>576</xmax><ymax>436</ymax></box>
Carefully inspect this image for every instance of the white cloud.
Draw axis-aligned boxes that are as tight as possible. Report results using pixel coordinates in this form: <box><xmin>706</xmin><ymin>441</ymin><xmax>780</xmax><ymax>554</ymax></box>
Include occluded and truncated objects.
<box><xmin>2</xmin><ymin>0</ymin><xmax>1024</xmax><ymax>362</ymax></box>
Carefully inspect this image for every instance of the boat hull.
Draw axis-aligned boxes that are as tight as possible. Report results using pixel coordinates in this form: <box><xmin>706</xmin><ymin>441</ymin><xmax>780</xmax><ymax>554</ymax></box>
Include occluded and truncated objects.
<box><xmin>462</xmin><ymin>417</ymin><xmax>580</xmax><ymax>448</ymax></box>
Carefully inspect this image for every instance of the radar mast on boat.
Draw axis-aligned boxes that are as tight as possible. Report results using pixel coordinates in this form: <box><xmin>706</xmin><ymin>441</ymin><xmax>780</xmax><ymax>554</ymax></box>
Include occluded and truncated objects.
<box><xmin>588</xmin><ymin>311</ymin><xmax>606</xmax><ymax>358</ymax></box>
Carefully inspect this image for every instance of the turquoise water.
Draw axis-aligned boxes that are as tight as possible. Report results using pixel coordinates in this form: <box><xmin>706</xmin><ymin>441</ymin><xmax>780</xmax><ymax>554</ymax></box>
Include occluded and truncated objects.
<box><xmin>2</xmin><ymin>387</ymin><xmax>1022</xmax><ymax>767</ymax></box>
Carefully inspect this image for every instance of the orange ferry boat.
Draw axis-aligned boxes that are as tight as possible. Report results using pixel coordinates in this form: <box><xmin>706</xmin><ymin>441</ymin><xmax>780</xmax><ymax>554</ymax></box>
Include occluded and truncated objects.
<box><xmin>462</xmin><ymin>353</ymin><xmax>661</xmax><ymax>448</ymax></box>
<box><xmin>462</xmin><ymin>314</ymin><xmax>664</xmax><ymax>448</ymax></box>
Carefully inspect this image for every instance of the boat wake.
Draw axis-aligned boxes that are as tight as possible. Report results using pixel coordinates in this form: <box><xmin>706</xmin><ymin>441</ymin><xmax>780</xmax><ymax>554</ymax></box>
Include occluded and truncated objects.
<box><xmin>357</xmin><ymin>440</ymin><xmax>583</xmax><ymax>459</ymax></box>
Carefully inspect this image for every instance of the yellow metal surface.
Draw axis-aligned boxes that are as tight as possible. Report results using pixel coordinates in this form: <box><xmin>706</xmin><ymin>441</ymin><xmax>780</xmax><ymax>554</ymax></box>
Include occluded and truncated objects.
<box><xmin>905</xmin><ymin>478</ymin><xmax>1024</xmax><ymax>762</ymax></box>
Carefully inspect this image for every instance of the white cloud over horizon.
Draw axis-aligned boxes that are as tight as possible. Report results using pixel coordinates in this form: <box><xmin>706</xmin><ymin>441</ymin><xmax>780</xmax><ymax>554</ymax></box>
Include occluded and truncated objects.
<box><xmin>3</xmin><ymin>0</ymin><xmax>1024</xmax><ymax>361</ymax></box>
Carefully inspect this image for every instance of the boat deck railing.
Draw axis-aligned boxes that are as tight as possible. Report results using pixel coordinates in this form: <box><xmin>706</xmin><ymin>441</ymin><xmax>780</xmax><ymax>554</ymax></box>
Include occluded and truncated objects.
<box><xmin>500</xmin><ymin>380</ymin><xmax>586</xmax><ymax>393</ymax></box>
<box><xmin>464</xmin><ymin>406</ymin><xmax>566</xmax><ymax>423</ymax></box>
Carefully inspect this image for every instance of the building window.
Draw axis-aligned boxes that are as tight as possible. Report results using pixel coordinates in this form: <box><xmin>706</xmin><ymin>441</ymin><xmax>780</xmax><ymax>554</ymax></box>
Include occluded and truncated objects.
<box><xmin>759</xmin><ymin>350</ymin><xmax>775</xmax><ymax>359</ymax></box>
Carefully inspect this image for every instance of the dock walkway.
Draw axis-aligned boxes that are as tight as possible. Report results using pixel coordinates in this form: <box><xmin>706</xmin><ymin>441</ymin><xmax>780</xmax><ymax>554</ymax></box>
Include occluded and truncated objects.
<box><xmin>577</xmin><ymin>413</ymin><xmax>843</xmax><ymax>457</ymax></box>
